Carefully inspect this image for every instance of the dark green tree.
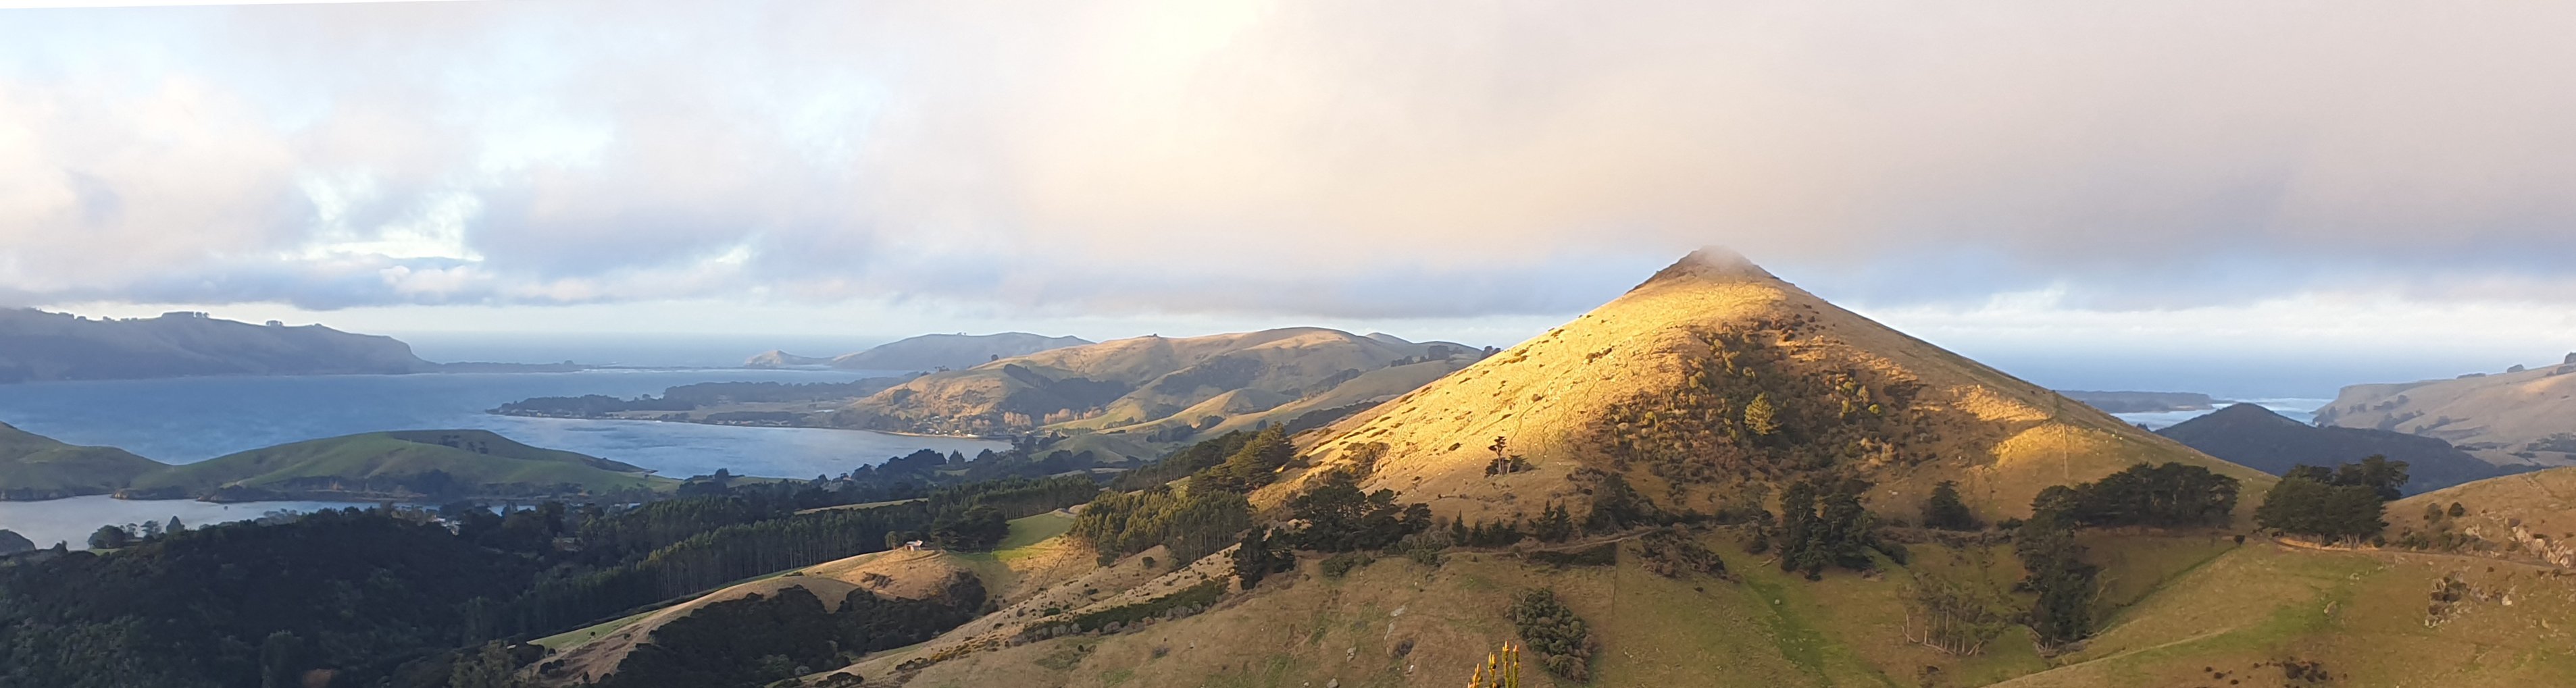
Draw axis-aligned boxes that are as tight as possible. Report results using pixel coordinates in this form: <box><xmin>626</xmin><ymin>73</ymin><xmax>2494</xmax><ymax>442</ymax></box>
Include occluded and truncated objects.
<box><xmin>1285</xmin><ymin>471</ymin><xmax>1432</xmax><ymax>552</ymax></box>
<box><xmin>2334</xmin><ymin>455</ymin><xmax>2410</xmax><ymax>502</ymax></box>
<box><xmin>1777</xmin><ymin>480</ymin><xmax>1826</xmax><ymax>579</ymax></box>
<box><xmin>2013</xmin><ymin>511</ymin><xmax>2096</xmax><ymax>645</ymax></box>
<box><xmin>2254</xmin><ymin>473</ymin><xmax>2386</xmax><ymax>543</ymax></box>
<box><xmin>1921</xmin><ymin>480</ymin><xmax>1977</xmax><ymax>531</ymax></box>
<box><xmin>1189</xmin><ymin>426</ymin><xmax>1295</xmax><ymax>494</ymax></box>
<box><xmin>85</xmin><ymin>525</ymin><xmax>128</xmax><ymax>550</ymax></box>
<box><xmin>1532</xmin><ymin>502</ymin><xmax>1576</xmax><ymax>542</ymax></box>
<box><xmin>1231</xmin><ymin>527</ymin><xmax>1292</xmax><ymax>588</ymax></box>
<box><xmin>930</xmin><ymin>505</ymin><xmax>1010</xmax><ymax>551</ymax></box>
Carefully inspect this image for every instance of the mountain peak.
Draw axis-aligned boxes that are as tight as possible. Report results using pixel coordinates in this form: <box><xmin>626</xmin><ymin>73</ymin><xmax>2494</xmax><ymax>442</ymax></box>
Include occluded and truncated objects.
<box><xmin>1632</xmin><ymin>247</ymin><xmax>1779</xmax><ymax>292</ymax></box>
<box><xmin>1270</xmin><ymin>248</ymin><xmax>2267</xmax><ymax>525</ymax></box>
<box><xmin>2204</xmin><ymin>402</ymin><xmax>2304</xmax><ymax>425</ymax></box>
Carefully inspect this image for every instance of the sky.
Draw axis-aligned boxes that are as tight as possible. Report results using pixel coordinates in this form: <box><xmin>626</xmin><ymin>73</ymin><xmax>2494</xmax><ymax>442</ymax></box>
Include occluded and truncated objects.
<box><xmin>4</xmin><ymin>1</ymin><xmax>2575</xmax><ymax>396</ymax></box>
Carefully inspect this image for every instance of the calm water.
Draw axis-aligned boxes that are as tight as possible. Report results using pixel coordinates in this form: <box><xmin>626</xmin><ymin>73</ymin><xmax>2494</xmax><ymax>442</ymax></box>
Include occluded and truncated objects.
<box><xmin>0</xmin><ymin>370</ymin><xmax>1004</xmax><ymax>547</ymax></box>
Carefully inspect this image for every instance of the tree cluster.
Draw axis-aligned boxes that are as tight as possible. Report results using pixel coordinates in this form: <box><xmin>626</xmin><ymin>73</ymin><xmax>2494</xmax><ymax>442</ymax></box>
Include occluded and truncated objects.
<box><xmin>0</xmin><ymin>508</ymin><xmax>540</xmax><ymax>688</ymax></box>
<box><xmin>1185</xmin><ymin>426</ymin><xmax>1296</xmax><ymax>494</ymax></box>
<box><xmin>592</xmin><ymin>574</ymin><xmax>984</xmax><ymax>688</ymax></box>
<box><xmin>1590</xmin><ymin>320</ymin><xmax>1935</xmax><ymax>487</ymax></box>
<box><xmin>1070</xmin><ymin>487</ymin><xmax>1253</xmax><ymax>564</ymax></box>
<box><xmin>1773</xmin><ymin>479</ymin><xmax>1890</xmax><ymax>580</ymax></box>
<box><xmin>1230</xmin><ymin>527</ymin><xmax>1293</xmax><ymax>588</ymax></box>
<box><xmin>2013</xmin><ymin>508</ymin><xmax>2096</xmax><ymax>646</ymax></box>
<box><xmin>2254</xmin><ymin>458</ymin><xmax>2406</xmax><ymax>544</ymax></box>
<box><xmin>1282</xmin><ymin>471</ymin><xmax>1433</xmax><ymax>552</ymax></box>
<box><xmin>1111</xmin><ymin>430</ymin><xmax>1255</xmax><ymax>491</ymax></box>
<box><xmin>2031</xmin><ymin>462</ymin><xmax>2241</xmax><ymax>529</ymax></box>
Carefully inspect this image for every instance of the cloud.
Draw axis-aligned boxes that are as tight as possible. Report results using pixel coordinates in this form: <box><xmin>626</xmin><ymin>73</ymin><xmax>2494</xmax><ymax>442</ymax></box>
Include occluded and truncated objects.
<box><xmin>3</xmin><ymin>1</ymin><xmax>2576</xmax><ymax>317</ymax></box>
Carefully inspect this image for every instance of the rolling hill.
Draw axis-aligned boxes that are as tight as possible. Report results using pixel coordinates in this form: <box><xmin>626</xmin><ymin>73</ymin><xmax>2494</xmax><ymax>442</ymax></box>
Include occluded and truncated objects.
<box><xmin>122</xmin><ymin>429</ymin><xmax>672</xmax><ymax>501</ymax></box>
<box><xmin>746</xmin><ymin>333</ymin><xmax>1096</xmax><ymax>372</ymax></box>
<box><xmin>826</xmin><ymin>328</ymin><xmax>1486</xmax><ymax>458</ymax></box>
<box><xmin>2158</xmin><ymin>403</ymin><xmax>2537</xmax><ymax>494</ymax></box>
<box><xmin>2385</xmin><ymin>467</ymin><xmax>2576</xmax><ymax>569</ymax></box>
<box><xmin>2315</xmin><ymin>359</ymin><xmax>2576</xmax><ymax>467</ymax></box>
<box><xmin>0</xmin><ymin>308</ymin><xmax>432</xmax><ymax>383</ymax></box>
<box><xmin>0</xmin><ymin>421</ymin><xmax>168</xmax><ymax>500</ymax></box>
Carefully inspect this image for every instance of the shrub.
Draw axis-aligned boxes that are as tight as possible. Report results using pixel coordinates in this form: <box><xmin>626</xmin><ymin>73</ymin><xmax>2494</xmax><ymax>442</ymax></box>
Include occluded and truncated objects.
<box><xmin>1637</xmin><ymin>529</ymin><xmax>1727</xmax><ymax>579</ymax></box>
<box><xmin>1505</xmin><ymin>589</ymin><xmax>1594</xmax><ymax>681</ymax></box>
<box><xmin>1231</xmin><ymin>527</ymin><xmax>1292</xmax><ymax>588</ymax></box>
<box><xmin>1319</xmin><ymin>552</ymin><xmax>1374</xmax><ymax>578</ymax></box>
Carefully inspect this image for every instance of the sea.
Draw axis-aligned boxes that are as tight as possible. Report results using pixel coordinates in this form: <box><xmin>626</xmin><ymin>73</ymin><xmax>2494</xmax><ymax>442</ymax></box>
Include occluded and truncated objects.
<box><xmin>0</xmin><ymin>369</ymin><xmax>1005</xmax><ymax>549</ymax></box>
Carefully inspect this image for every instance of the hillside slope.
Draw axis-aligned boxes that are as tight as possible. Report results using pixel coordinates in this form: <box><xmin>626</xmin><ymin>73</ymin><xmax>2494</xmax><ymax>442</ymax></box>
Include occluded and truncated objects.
<box><xmin>1277</xmin><ymin>249</ymin><xmax>2267</xmax><ymax>523</ymax></box>
<box><xmin>124</xmin><ymin>429</ymin><xmax>669</xmax><ymax>501</ymax></box>
<box><xmin>534</xmin><ymin>548</ymin><xmax>990</xmax><ymax>686</ymax></box>
<box><xmin>0</xmin><ymin>421</ymin><xmax>167</xmax><ymax>500</ymax></box>
<box><xmin>0</xmin><ymin>309</ymin><xmax>431</xmax><ymax>383</ymax></box>
<box><xmin>2385</xmin><ymin>467</ymin><xmax>2576</xmax><ymax>569</ymax></box>
<box><xmin>2159</xmin><ymin>403</ymin><xmax>2534</xmax><ymax>494</ymax></box>
<box><xmin>2315</xmin><ymin>360</ymin><xmax>2576</xmax><ymax>466</ymax></box>
<box><xmin>1990</xmin><ymin>540</ymin><xmax>2576</xmax><ymax>688</ymax></box>
<box><xmin>828</xmin><ymin>329</ymin><xmax>1483</xmax><ymax>453</ymax></box>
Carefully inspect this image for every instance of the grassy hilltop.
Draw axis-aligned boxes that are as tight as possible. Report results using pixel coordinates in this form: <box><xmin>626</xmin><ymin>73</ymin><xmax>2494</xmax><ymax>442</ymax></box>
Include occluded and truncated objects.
<box><xmin>0</xmin><ymin>421</ymin><xmax>168</xmax><ymax>500</ymax></box>
<box><xmin>124</xmin><ymin>429</ymin><xmax>671</xmax><ymax>501</ymax></box>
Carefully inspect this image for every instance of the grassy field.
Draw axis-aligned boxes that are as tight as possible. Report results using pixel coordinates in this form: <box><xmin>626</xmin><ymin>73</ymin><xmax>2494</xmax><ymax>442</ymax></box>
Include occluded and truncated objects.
<box><xmin>994</xmin><ymin>512</ymin><xmax>1076</xmax><ymax>552</ymax></box>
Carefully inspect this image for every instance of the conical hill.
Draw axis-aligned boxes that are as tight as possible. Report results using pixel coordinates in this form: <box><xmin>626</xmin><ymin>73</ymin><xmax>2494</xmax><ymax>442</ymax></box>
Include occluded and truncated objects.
<box><xmin>1273</xmin><ymin>249</ymin><xmax>2271</xmax><ymax>523</ymax></box>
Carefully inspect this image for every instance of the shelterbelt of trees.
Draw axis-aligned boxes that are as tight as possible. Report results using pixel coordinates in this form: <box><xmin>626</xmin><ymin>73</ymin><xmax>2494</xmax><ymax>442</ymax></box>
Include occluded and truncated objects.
<box><xmin>0</xmin><ymin>442</ymin><xmax>1109</xmax><ymax>688</ymax></box>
